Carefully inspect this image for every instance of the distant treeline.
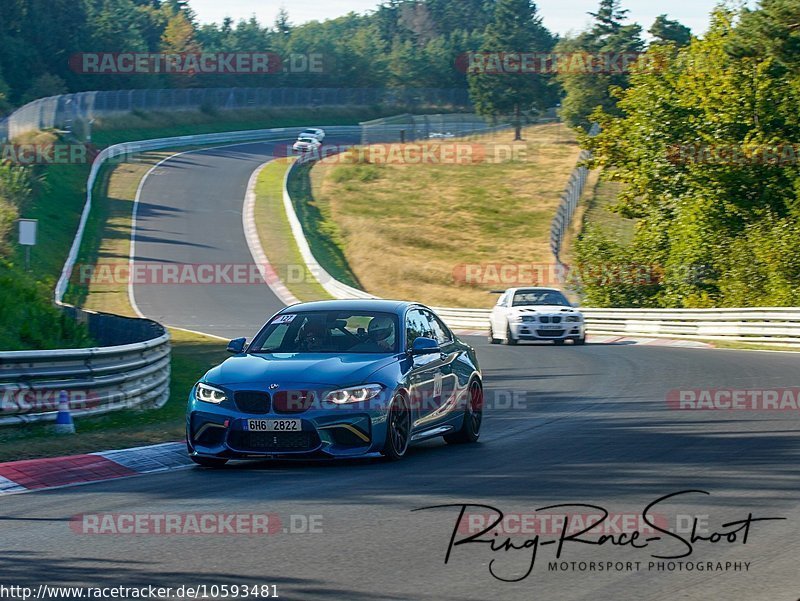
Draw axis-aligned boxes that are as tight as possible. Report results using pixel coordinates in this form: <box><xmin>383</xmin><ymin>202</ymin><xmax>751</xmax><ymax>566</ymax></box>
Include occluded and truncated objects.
<box><xmin>0</xmin><ymin>0</ymin><xmax>691</xmax><ymax>122</ymax></box>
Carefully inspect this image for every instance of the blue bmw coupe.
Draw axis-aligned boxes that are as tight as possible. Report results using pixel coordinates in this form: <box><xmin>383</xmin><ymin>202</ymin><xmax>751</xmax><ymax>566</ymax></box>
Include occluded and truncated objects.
<box><xmin>187</xmin><ymin>300</ymin><xmax>483</xmax><ymax>465</ymax></box>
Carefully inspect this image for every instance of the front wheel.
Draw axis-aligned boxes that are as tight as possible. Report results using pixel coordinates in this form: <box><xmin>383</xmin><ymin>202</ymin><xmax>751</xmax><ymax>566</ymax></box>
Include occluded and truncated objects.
<box><xmin>445</xmin><ymin>380</ymin><xmax>483</xmax><ymax>444</ymax></box>
<box><xmin>574</xmin><ymin>335</ymin><xmax>586</xmax><ymax>346</ymax></box>
<box><xmin>191</xmin><ymin>456</ymin><xmax>228</xmax><ymax>468</ymax></box>
<box><xmin>504</xmin><ymin>324</ymin><xmax>518</xmax><ymax>346</ymax></box>
<box><xmin>382</xmin><ymin>393</ymin><xmax>411</xmax><ymax>461</ymax></box>
<box><xmin>553</xmin><ymin>339</ymin><xmax>566</xmax><ymax>346</ymax></box>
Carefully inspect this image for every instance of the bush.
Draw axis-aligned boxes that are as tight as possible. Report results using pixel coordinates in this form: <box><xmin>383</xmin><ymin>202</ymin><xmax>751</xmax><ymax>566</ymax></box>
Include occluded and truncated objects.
<box><xmin>0</xmin><ymin>263</ymin><xmax>94</xmax><ymax>351</ymax></box>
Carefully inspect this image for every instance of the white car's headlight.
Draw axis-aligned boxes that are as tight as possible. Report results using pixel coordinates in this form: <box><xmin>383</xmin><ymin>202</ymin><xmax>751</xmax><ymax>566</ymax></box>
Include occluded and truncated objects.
<box><xmin>510</xmin><ymin>314</ymin><xmax>523</xmax><ymax>323</ymax></box>
<box><xmin>566</xmin><ymin>314</ymin><xmax>583</xmax><ymax>322</ymax></box>
<box><xmin>195</xmin><ymin>382</ymin><xmax>227</xmax><ymax>404</ymax></box>
<box><xmin>325</xmin><ymin>384</ymin><xmax>384</xmax><ymax>405</ymax></box>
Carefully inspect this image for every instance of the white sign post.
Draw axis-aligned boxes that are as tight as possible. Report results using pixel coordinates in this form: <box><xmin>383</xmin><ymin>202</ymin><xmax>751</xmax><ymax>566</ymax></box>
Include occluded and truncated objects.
<box><xmin>18</xmin><ymin>219</ymin><xmax>37</xmax><ymax>270</ymax></box>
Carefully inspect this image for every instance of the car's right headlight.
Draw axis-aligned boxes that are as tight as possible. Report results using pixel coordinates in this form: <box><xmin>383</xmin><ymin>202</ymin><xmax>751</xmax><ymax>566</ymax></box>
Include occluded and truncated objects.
<box><xmin>195</xmin><ymin>382</ymin><xmax>227</xmax><ymax>404</ymax></box>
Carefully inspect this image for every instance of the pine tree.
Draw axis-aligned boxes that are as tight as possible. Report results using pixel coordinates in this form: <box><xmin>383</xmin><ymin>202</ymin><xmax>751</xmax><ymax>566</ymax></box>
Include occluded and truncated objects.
<box><xmin>467</xmin><ymin>0</ymin><xmax>557</xmax><ymax>140</ymax></box>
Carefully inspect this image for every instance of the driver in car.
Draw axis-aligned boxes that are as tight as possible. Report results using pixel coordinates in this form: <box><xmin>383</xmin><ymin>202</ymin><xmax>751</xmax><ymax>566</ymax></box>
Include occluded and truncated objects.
<box><xmin>299</xmin><ymin>319</ymin><xmax>328</xmax><ymax>352</ymax></box>
<box><xmin>351</xmin><ymin>316</ymin><xmax>396</xmax><ymax>352</ymax></box>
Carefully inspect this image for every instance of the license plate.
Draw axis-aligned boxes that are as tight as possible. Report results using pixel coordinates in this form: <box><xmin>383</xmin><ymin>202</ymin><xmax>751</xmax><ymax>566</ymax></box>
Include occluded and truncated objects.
<box><xmin>247</xmin><ymin>419</ymin><xmax>301</xmax><ymax>432</ymax></box>
<box><xmin>539</xmin><ymin>325</ymin><xmax>562</xmax><ymax>330</ymax></box>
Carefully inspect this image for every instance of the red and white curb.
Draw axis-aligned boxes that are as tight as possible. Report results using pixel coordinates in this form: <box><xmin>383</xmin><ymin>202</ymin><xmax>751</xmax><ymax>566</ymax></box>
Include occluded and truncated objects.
<box><xmin>0</xmin><ymin>442</ymin><xmax>192</xmax><ymax>496</ymax></box>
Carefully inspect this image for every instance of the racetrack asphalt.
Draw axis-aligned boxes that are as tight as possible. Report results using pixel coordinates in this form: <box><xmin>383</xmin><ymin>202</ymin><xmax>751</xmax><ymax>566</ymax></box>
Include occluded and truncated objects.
<box><xmin>2</xmin><ymin>139</ymin><xmax>798</xmax><ymax>600</ymax></box>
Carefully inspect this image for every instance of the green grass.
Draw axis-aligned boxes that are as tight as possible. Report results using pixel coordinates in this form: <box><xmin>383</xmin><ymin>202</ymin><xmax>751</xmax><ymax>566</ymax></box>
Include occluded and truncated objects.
<box><xmin>0</xmin><ymin>329</ymin><xmax>226</xmax><ymax>462</ymax></box>
<box><xmin>287</xmin><ymin>162</ymin><xmax>364</xmax><ymax>290</ymax></box>
<box><xmin>253</xmin><ymin>160</ymin><xmax>332</xmax><ymax>302</ymax></box>
<box><xmin>304</xmin><ymin>123</ymin><xmax>582</xmax><ymax>308</ymax></box>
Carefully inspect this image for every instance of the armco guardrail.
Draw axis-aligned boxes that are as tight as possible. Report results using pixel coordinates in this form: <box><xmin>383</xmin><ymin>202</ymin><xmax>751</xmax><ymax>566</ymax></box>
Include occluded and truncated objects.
<box><xmin>0</xmin><ymin>308</ymin><xmax>170</xmax><ymax>426</ymax></box>
<box><xmin>581</xmin><ymin>307</ymin><xmax>800</xmax><ymax>346</ymax></box>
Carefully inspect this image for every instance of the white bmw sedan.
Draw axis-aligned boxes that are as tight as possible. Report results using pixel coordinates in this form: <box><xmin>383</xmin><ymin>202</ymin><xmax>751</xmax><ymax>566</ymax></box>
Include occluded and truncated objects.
<box><xmin>489</xmin><ymin>287</ymin><xmax>586</xmax><ymax>346</ymax></box>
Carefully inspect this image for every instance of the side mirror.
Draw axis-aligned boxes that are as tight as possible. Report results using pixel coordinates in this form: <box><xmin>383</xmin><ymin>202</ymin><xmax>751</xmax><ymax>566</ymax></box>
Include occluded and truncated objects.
<box><xmin>227</xmin><ymin>337</ymin><xmax>247</xmax><ymax>354</ymax></box>
<box><xmin>410</xmin><ymin>337</ymin><xmax>441</xmax><ymax>356</ymax></box>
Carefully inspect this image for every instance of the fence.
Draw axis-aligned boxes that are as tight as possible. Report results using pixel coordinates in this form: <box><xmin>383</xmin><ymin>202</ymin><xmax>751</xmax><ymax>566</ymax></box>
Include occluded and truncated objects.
<box><xmin>0</xmin><ymin>308</ymin><xmax>170</xmax><ymax>426</ymax></box>
<box><xmin>549</xmin><ymin>123</ymin><xmax>601</xmax><ymax>269</ymax></box>
<box><xmin>0</xmin><ymin>87</ymin><xmax>472</xmax><ymax>142</ymax></box>
<box><xmin>359</xmin><ymin>113</ymin><xmax>507</xmax><ymax>145</ymax></box>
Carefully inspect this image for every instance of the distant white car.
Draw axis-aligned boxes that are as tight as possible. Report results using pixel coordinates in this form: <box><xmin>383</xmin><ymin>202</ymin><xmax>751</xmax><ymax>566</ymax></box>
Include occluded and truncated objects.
<box><xmin>299</xmin><ymin>128</ymin><xmax>326</xmax><ymax>142</ymax></box>
<box><xmin>489</xmin><ymin>287</ymin><xmax>586</xmax><ymax>346</ymax></box>
<box><xmin>428</xmin><ymin>131</ymin><xmax>455</xmax><ymax>139</ymax></box>
<box><xmin>292</xmin><ymin>136</ymin><xmax>322</xmax><ymax>153</ymax></box>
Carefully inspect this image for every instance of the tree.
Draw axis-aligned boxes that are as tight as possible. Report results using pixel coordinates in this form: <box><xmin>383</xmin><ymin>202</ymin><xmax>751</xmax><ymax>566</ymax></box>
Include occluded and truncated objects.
<box><xmin>274</xmin><ymin>8</ymin><xmax>292</xmax><ymax>37</ymax></box>
<box><xmin>556</xmin><ymin>0</ymin><xmax>643</xmax><ymax>130</ymax></box>
<box><xmin>649</xmin><ymin>15</ymin><xmax>692</xmax><ymax>48</ymax></box>
<box><xmin>467</xmin><ymin>0</ymin><xmax>557</xmax><ymax>140</ymax></box>
<box><xmin>579</xmin><ymin>6</ymin><xmax>800</xmax><ymax>307</ymax></box>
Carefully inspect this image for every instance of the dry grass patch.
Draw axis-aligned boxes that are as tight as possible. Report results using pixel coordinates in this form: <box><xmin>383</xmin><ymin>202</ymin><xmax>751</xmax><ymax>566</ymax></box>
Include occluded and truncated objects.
<box><xmin>310</xmin><ymin>122</ymin><xmax>580</xmax><ymax>308</ymax></box>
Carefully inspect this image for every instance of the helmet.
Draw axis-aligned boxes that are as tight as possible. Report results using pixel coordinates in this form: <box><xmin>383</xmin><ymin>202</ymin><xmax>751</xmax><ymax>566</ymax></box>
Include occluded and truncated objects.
<box><xmin>368</xmin><ymin>316</ymin><xmax>395</xmax><ymax>342</ymax></box>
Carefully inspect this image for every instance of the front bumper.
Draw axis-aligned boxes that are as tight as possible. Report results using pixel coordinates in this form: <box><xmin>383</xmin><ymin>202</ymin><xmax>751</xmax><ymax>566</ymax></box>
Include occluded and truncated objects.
<box><xmin>187</xmin><ymin>402</ymin><xmax>385</xmax><ymax>460</ymax></box>
<box><xmin>509</xmin><ymin>321</ymin><xmax>585</xmax><ymax>341</ymax></box>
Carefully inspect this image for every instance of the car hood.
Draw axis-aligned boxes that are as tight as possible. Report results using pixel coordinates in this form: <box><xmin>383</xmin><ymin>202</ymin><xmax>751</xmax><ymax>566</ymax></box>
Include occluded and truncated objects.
<box><xmin>204</xmin><ymin>353</ymin><xmax>398</xmax><ymax>388</ymax></box>
<box><xmin>510</xmin><ymin>305</ymin><xmax>580</xmax><ymax>315</ymax></box>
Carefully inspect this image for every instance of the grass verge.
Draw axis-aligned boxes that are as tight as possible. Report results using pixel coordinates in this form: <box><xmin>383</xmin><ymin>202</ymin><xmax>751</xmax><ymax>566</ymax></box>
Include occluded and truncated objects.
<box><xmin>253</xmin><ymin>159</ymin><xmax>332</xmax><ymax>302</ymax></box>
<box><xmin>304</xmin><ymin>122</ymin><xmax>580</xmax><ymax>307</ymax></box>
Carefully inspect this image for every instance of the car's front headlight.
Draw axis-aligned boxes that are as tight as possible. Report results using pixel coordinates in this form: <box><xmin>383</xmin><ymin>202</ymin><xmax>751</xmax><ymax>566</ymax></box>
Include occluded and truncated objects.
<box><xmin>195</xmin><ymin>382</ymin><xmax>227</xmax><ymax>404</ymax></box>
<box><xmin>566</xmin><ymin>314</ymin><xmax>583</xmax><ymax>322</ymax></box>
<box><xmin>510</xmin><ymin>314</ymin><xmax>524</xmax><ymax>323</ymax></box>
<box><xmin>324</xmin><ymin>384</ymin><xmax>384</xmax><ymax>405</ymax></box>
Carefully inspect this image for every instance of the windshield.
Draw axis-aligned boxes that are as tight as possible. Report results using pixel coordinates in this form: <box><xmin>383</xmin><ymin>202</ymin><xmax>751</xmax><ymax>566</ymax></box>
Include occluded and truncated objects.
<box><xmin>249</xmin><ymin>311</ymin><xmax>399</xmax><ymax>354</ymax></box>
<box><xmin>297</xmin><ymin>137</ymin><xmax>316</xmax><ymax>143</ymax></box>
<box><xmin>512</xmin><ymin>290</ymin><xmax>570</xmax><ymax>307</ymax></box>
<box><xmin>301</xmin><ymin>130</ymin><xmax>318</xmax><ymax>136</ymax></box>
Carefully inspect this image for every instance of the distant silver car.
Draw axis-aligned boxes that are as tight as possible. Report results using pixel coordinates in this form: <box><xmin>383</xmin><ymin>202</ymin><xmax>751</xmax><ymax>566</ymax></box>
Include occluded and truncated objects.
<box><xmin>489</xmin><ymin>287</ymin><xmax>586</xmax><ymax>346</ymax></box>
<box><xmin>299</xmin><ymin>128</ymin><xmax>326</xmax><ymax>142</ymax></box>
<box><xmin>292</xmin><ymin>136</ymin><xmax>322</xmax><ymax>153</ymax></box>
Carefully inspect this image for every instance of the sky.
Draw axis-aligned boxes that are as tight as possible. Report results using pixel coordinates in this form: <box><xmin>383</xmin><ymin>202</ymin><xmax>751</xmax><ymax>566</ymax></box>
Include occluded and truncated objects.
<box><xmin>186</xmin><ymin>0</ymin><xmax>741</xmax><ymax>37</ymax></box>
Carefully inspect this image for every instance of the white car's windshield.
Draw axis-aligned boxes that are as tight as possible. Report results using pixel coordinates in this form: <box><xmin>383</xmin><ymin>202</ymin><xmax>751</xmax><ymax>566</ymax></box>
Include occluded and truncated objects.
<box><xmin>512</xmin><ymin>291</ymin><xmax>570</xmax><ymax>307</ymax></box>
<box><xmin>297</xmin><ymin>137</ymin><xmax>316</xmax><ymax>143</ymax></box>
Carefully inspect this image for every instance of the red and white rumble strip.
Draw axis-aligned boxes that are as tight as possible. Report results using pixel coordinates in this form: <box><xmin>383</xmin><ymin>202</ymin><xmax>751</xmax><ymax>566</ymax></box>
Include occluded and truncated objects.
<box><xmin>0</xmin><ymin>442</ymin><xmax>192</xmax><ymax>495</ymax></box>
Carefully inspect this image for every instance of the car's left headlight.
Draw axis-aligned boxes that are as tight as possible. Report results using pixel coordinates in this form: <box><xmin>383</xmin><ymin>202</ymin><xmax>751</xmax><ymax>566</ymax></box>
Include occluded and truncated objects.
<box><xmin>195</xmin><ymin>382</ymin><xmax>227</xmax><ymax>404</ymax></box>
<box><xmin>566</xmin><ymin>314</ymin><xmax>583</xmax><ymax>322</ymax></box>
<box><xmin>325</xmin><ymin>384</ymin><xmax>384</xmax><ymax>405</ymax></box>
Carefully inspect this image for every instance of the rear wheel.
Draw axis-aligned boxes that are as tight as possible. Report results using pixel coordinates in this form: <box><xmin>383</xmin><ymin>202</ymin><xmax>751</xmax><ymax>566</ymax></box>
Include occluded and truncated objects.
<box><xmin>445</xmin><ymin>380</ymin><xmax>483</xmax><ymax>444</ymax></box>
<box><xmin>382</xmin><ymin>393</ymin><xmax>411</xmax><ymax>461</ymax></box>
<box><xmin>191</xmin><ymin>456</ymin><xmax>228</xmax><ymax>468</ymax></box>
<box><xmin>488</xmin><ymin>325</ymin><xmax>500</xmax><ymax>345</ymax></box>
<box><xmin>505</xmin><ymin>324</ymin><xmax>518</xmax><ymax>346</ymax></box>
